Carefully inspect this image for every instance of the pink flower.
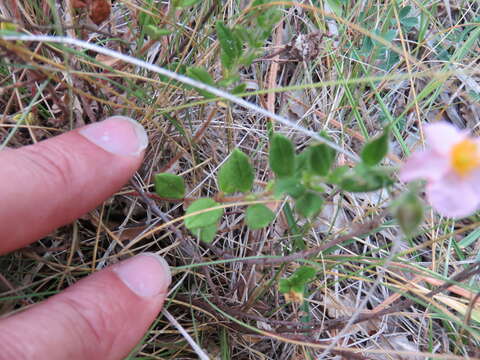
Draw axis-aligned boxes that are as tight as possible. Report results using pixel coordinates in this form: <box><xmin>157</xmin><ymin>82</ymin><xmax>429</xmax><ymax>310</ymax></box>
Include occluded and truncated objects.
<box><xmin>400</xmin><ymin>122</ymin><xmax>480</xmax><ymax>218</ymax></box>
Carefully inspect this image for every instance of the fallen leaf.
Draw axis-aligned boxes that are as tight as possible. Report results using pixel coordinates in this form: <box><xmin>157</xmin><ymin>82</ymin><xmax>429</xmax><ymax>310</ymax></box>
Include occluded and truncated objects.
<box><xmin>96</xmin><ymin>53</ymin><xmax>122</xmax><ymax>68</ymax></box>
<box><xmin>71</xmin><ymin>0</ymin><xmax>88</xmax><ymax>8</ymax></box>
<box><xmin>89</xmin><ymin>0</ymin><xmax>111</xmax><ymax>25</ymax></box>
<box><xmin>71</xmin><ymin>0</ymin><xmax>111</xmax><ymax>25</ymax></box>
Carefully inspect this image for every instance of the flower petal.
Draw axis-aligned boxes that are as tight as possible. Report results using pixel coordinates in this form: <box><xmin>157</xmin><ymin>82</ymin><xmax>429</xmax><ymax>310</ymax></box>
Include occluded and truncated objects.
<box><xmin>400</xmin><ymin>150</ymin><xmax>449</xmax><ymax>183</ymax></box>
<box><xmin>463</xmin><ymin>169</ymin><xmax>480</xmax><ymax>194</ymax></box>
<box><xmin>424</xmin><ymin>122</ymin><xmax>466</xmax><ymax>155</ymax></box>
<box><xmin>426</xmin><ymin>173</ymin><xmax>480</xmax><ymax>218</ymax></box>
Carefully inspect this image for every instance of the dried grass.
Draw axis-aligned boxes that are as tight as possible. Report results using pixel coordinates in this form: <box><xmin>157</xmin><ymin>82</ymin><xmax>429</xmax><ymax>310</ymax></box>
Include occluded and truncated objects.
<box><xmin>1</xmin><ymin>0</ymin><xmax>480</xmax><ymax>359</ymax></box>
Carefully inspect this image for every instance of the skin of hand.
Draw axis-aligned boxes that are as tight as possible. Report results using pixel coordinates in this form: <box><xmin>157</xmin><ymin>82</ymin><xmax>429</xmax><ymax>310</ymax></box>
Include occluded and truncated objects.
<box><xmin>0</xmin><ymin>116</ymin><xmax>171</xmax><ymax>360</ymax></box>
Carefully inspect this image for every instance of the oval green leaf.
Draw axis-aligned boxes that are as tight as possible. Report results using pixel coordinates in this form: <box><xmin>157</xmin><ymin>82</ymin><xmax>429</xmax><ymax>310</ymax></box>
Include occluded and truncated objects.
<box><xmin>246</xmin><ymin>204</ymin><xmax>275</xmax><ymax>229</ymax></box>
<box><xmin>395</xmin><ymin>192</ymin><xmax>424</xmax><ymax>236</ymax></box>
<box><xmin>309</xmin><ymin>143</ymin><xmax>336</xmax><ymax>176</ymax></box>
<box><xmin>173</xmin><ymin>0</ymin><xmax>201</xmax><ymax>8</ymax></box>
<box><xmin>295</xmin><ymin>191</ymin><xmax>324</xmax><ymax>218</ymax></box>
<box><xmin>218</xmin><ymin>149</ymin><xmax>254</xmax><ymax>194</ymax></box>
<box><xmin>274</xmin><ymin>177</ymin><xmax>305</xmax><ymax>199</ymax></box>
<box><xmin>191</xmin><ymin>224</ymin><xmax>218</xmax><ymax>243</ymax></box>
<box><xmin>154</xmin><ymin>173</ymin><xmax>185</xmax><ymax>199</ymax></box>
<box><xmin>339</xmin><ymin>165</ymin><xmax>394</xmax><ymax>192</ymax></box>
<box><xmin>361</xmin><ymin>127</ymin><xmax>390</xmax><ymax>166</ymax></box>
<box><xmin>186</xmin><ymin>66</ymin><xmax>216</xmax><ymax>98</ymax></box>
<box><xmin>269</xmin><ymin>133</ymin><xmax>295</xmax><ymax>178</ymax></box>
<box><xmin>185</xmin><ymin>198</ymin><xmax>223</xmax><ymax>230</ymax></box>
<box><xmin>216</xmin><ymin>21</ymin><xmax>242</xmax><ymax>70</ymax></box>
<box><xmin>279</xmin><ymin>266</ymin><xmax>317</xmax><ymax>303</ymax></box>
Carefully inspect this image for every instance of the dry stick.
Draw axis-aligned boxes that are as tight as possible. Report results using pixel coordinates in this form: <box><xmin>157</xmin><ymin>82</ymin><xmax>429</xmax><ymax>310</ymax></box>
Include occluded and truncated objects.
<box><xmin>266</xmin><ymin>21</ymin><xmax>283</xmax><ymax>120</ymax></box>
<box><xmin>130</xmin><ymin>179</ymin><xmax>182</xmax><ymax>239</ymax></box>
<box><xmin>465</xmin><ymin>292</ymin><xmax>480</xmax><ymax>325</ymax></box>
<box><xmin>164</xmin><ymin>1</ymin><xmax>218</xmax><ymax>65</ymax></box>
<box><xmin>162</xmin><ymin>308</ymin><xmax>210</xmax><ymax>360</ymax></box>
<box><xmin>319</xmin><ymin>261</ymin><xmax>480</xmax><ymax>332</ymax></box>
<box><xmin>317</xmin><ymin>237</ymin><xmax>403</xmax><ymax>359</ymax></box>
<box><xmin>207</xmin><ymin>217</ymin><xmax>381</xmax><ymax>266</ymax></box>
<box><xmin>204</xmin><ymin>235</ymin><xmax>480</xmax><ymax>334</ymax></box>
<box><xmin>159</xmin><ymin>106</ymin><xmax>218</xmax><ymax>174</ymax></box>
<box><xmin>0</xmin><ymin>35</ymin><xmax>357</xmax><ymax>160</ymax></box>
<box><xmin>181</xmin><ymin>261</ymin><xmax>480</xmax><ymax>339</ymax></box>
<box><xmin>238</xmin><ymin>17</ymin><xmax>279</xmax><ymax>301</ymax></box>
<box><xmin>0</xmin><ymin>17</ymin><xmax>120</xmax><ymax>40</ymax></box>
<box><xmin>129</xmin><ymin>179</ymin><xmax>212</xmax><ymax>359</ymax></box>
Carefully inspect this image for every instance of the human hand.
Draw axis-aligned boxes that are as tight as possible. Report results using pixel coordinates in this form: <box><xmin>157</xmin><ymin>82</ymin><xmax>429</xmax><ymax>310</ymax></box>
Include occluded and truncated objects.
<box><xmin>0</xmin><ymin>116</ymin><xmax>171</xmax><ymax>360</ymax></box>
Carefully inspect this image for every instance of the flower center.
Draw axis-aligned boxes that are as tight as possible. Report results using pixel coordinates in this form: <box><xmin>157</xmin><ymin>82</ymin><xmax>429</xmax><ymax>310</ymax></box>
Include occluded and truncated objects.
<box><xmin>451</xmin><ymin>139</ymin><xmax>480</xmax><ymax>176</ymax></box>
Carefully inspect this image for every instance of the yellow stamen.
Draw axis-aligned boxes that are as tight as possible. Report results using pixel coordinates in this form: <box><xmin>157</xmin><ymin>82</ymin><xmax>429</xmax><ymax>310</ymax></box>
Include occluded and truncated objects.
<box><xmin>451</xmin><ymin>139</ymin><xmax>480</xmax><ymax>176</ymax></box>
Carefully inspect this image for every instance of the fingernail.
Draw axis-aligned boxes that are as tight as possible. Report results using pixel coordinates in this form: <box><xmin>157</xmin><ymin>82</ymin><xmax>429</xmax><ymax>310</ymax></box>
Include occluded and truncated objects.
<box><xmin>113</xmin><ymin>253</ymin><xmax>171</xmax><ymax>298</ymax></box>
<box><xmin>79</xmin><ymin>116</ymin><xmax>148</xmax><ymax>156</ymax></box>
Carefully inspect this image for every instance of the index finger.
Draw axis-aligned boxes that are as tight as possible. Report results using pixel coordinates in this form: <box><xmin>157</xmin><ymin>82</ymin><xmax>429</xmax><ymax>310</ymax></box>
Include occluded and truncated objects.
<box><xmin>0</xmin><ymin>116</ymin><xmax>148</xmax><ymax>254</ymax></box>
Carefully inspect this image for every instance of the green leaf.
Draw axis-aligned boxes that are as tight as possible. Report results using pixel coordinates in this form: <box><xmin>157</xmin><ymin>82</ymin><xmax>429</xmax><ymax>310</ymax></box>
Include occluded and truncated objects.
<box><xmin>361</xmin><ymin>127</ymin><xmax>390</xmax><ymax>166</ymax></box>
<box><xmin>326</xmin><ymin>0</ymin><xmax>343</xmax><ymax>16</ymax></box>
<box><xmin>187</xmin><ymin>66</ymin><xmax>215</xmax><ymax>86</ymax></box>
<box><xmin>218</xmin><ymin>149</ymin><xmax>254</xmax><ymax>194</ymax></box>
<box><xmin>296</xmin><ymin>191</ymin><xmax>324</xmax><ymax>218</ymax></box>
<box><xmin>216</xmin><ymin>75</ymin><xmax>240</xmax><ymax>87</ymax></box>
<box><xmin>382</xmin><ymin>50</ymin><xmax>400</xmax><ymax>70</ymax></box>
<box><xmin>144</xmin><ymin>25</ymin><xmax>172</xmax><ymax>39</ymax></box>
<box><xmin>283</xmin><ymin>202</ymin><xmax>305</xmax><ymax>250</ymax></box>
<box><xmin>186</xmin><ymin>66</ymin><xmax>216</xmax><ymax>98</ymax></box>
<box><xmin>274</xmin><ymin>178</ymin><xmax>306</xmax><ymax>199</ymax></box>
<box><xmin>309</xmin><ymin>143</ymin><xmax>336</xmax><ymax>176</ymax></box>
<box><xmin>232</xmin><ymin>83</ymin><xmax>247</xmax><ymax>94</ymax></box>
<box><xmin>339</xmin><ymin>165</ymin><xmax>393</xmax><ymax>192</ymax></box>
<box><xmin>395</xmin><ymin>192</ymin><xmax>424</xmax><ymax>236</ymax></box>
<box><xmin>401</xmin><ymin>17</ymin><xmax>418</xmax><ymax>30</ymax></box>
<box><xmin>154</xmin><ymin>173</ymin><xmax>185</xmax><ymax>199</ymax></box>
<box><xmin>326</xmin><ymin>165</ymin><xmax>349</xmax><ymax>184</ymax></box>
<box><xmin>255</xmin><ymin>3</ymin><xmax>282</xmax><ymax>36</ymax></box>
<box><xmin>383</xmin><ymin>29</ymin><xmax>397</xmax><ymax>43</ymax></box>
<box><xmin>269</xmin><ymin>133</ymin><xmax>295</xmax><ymax>178</ymax></box>
<box><xmin>468</xmin><ymin>90</ymin><xmax>480</xmax><ymax>102</ymax></box>
<box><xmin>246</xmin><ymin>204</ymin><xmax>275</xmax><ymax>229</ymax></box>
<box><xmin>192</xmin><ymin>224</ymin><xmax>218</xmax><ymax>243</ymax></box>
<box><xmin>399</xmin><ymin>5</ymin><xmax>412</xmax><ymax>18</ymax></box>
<box><xmin>278</xmin><ymin>278</ymin><xmax>291</xmax><ymax>294</ymax></box>
<box><xmin>172</xmin><ymin>0</ymin><xmax>201</xmax><ymax>8</ymax></box>
<box><xmin>185</xmin><ymin>198</ymin><xmax>223</xmax><ymax>229</ymax></box>
<box><xmin>290</xmin><ymin>266</ymin><xmax>317</xmax><ymax>283</ymax></box>
<box><xmin>279</xmin><ymin>266</ymin><xmax>317</xmax><ymax>303</ymax></box>
<box><xmin>216</xmin><ymin>22</ymin><xmax>242</xmax><ymax>70</ymax></box>
<box><xmin>294</xmin><ymin>149</ymin><xmax>311</xmax><ymax>177</ymax></box>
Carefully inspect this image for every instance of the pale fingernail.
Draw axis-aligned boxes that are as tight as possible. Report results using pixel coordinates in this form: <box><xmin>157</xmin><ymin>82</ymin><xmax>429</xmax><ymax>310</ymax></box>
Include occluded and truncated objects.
<box><xmin>113</xmin><ymin>253</ymin><xmax>171</xmax><ymax>298</ymax></box>
<box><xmin>79</xmin><ymin>116</ymin><xmax>148</xmax><ymax>156</ymax></box>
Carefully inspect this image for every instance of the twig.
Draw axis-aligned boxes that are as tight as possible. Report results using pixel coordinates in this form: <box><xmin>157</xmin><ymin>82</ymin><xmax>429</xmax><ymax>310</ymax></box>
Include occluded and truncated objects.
<box><xmin>0</xmin><ymin>34</ymin><xmax>358</xmax><ymax>160</ymax></box>
<box><xmin>162</xmin><ymin>308</ymin><xmax>210</xmax><ymax>360</ymax></box>
<box><xmin>130</xmin><ymin>179</ymin><xmax>214</xmax><ymax>358</ymax></box>
<box><xmin>320</xmin><ymin>261</ymin><xmax>480</xmax><ymax>332</ymax></box>
<box><xmin>129</xmin><ymin>179</ymin><xmax>183</xmax><ymax>241</ymax></box>
<box><xmin>208</xmin><ymin>217</ymin><xmax>381</xmax><ymax>266</ymax></box>
<box><xmin>164</xmin><ymin>1</ymin><xmax>218</xmax><ymax>65</ymax></box>
<box><xmin>266</xmin><ymin>21</ymin><xmax>283</xmax><ymax>122</ymax></box>
<box><xmin>0</xmin><ymin>17</ymin><xmax>121</xmax><ymax>40</ymax></box>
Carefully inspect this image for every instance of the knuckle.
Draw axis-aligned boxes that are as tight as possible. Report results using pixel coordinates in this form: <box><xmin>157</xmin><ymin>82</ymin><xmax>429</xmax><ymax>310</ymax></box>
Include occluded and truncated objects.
<box><xmin>0</xmin><ymin>329</ymin><xmax>30</xmax><ymax>360</ymax></box>
<box><xmin>58</xmin><ymin>294</ymin><xmax>116</xmax><ymax>356</ymax></box>
<box><xmin>60</xmin><ymin>298</ymin><xmax>111</xmax><ymax>352</ymax></box>
<box><xmin>20</xmin><ymin>142</ymin><xmax>75</xmax><ymax>190</ymax></box>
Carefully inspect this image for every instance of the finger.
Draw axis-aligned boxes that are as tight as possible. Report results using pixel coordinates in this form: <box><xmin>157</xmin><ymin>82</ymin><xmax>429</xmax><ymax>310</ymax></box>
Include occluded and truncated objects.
<box><xmin>0</xmin><ymin>116</ymin><xmax>148</xmax><ymax>254</ymax></box>
<box><xmin>0</xmin><ymin>253</ymin><xmax>171</xmax><ymax>360</ymax></box>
